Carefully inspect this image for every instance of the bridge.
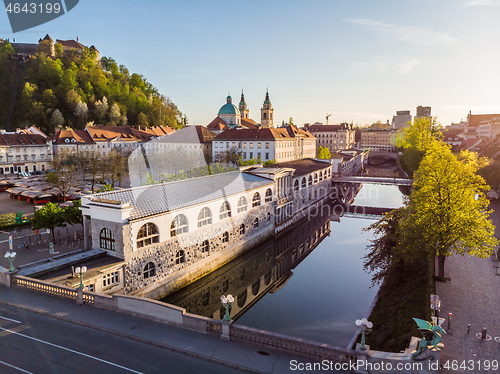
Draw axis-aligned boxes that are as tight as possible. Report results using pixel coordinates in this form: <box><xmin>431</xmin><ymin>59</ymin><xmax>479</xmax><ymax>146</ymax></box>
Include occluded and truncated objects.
<box><xmin>331</xmin><ymin>204</ymin><xmax>395</xmax><ymax>220</ymax></box>
<box><xmin>332</xmin><ymin>176</ymin><xmax>413</xmax><ymax>186</ymax></box>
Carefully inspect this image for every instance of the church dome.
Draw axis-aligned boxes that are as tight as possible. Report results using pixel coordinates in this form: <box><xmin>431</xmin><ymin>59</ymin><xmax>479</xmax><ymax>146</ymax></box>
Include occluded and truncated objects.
<box><xmin>218</xmin><ymin>95</ymin><xmax>241</xmax><ymax>116</ymax></box>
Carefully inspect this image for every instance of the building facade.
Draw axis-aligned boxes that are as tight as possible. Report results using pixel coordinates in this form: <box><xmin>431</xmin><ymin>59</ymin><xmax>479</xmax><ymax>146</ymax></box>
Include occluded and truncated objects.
<box><xmin>0</xmin><ymin>130</ymin><xmax>52</xmax><ymax>175</ymax></box>
<box><xmin>392</xmin><ymin>110</ymin><xmax>412</xmax><ymax>129</ymax></box>
<box><xmin>359</xmin><ymin>129</ymin><xmax>397</xmax><ymax>152</ymax></box>
<box><xmin>305</xmin><ymin>123</ymin><xmax>355</xmax><ymax>153</ymax></box>
<box><xmin>212</xmin><ymin>127</ymin><xmax>316</xmax><ymax>163</ymax></box>
<box><xmin>79</xmin><ymin>159</ymin><xmax>333</xmax><ymax>299</ymax></box>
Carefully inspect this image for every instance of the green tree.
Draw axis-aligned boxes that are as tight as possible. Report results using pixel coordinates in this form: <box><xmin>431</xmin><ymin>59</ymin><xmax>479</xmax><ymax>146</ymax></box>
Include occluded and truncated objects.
<box><xmin>32</xmin><ymin>202</ymin><xmax>66</xmax><ymax>243</ymax></box>
<box><xmin>406</xmin><ymin>141</ymin><xmax>497</xmax><ymax>278</ymax></box>
<box><xmin>396</xmin><ymin>117</ymin><xmax>442</xmax><ymax>174</ymax></box>
<box><xmin>63</xmin><ymin>200</ymin><xmax>83</xmax><ymax>226</ymax></box>
<box><xmin>317</xmin><ymin>146</ymin><xmax>331</xmax><ymax>159</ymax></box>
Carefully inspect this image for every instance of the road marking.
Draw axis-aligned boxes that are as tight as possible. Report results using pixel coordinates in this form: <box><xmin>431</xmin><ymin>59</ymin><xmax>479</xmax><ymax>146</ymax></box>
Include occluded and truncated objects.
<box><xmin>0</xmin><ymin>359</ymin><xmax>33</xmax><ymax>373</ymax></box>
<box><xmin>0</xmin><ymin>326</ymin><xmax>143</xmax><ymax>374</ymax></box>
<box><xmin>0</xmin><ymin>315</ymin><xmax>21</xmax><ymax>324</ymax></box>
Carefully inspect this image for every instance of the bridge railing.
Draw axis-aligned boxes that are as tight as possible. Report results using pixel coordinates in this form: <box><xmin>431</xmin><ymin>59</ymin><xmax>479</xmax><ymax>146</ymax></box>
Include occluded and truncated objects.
<box><xmin>12</xmin><ymin>275</ymin><xmax>78</xmax><ymax>301</ymax></box>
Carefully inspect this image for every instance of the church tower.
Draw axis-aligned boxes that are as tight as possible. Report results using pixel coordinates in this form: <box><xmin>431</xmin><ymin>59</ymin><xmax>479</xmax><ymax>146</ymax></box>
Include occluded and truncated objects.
<box><xmin>260</xmin><ymin>89</ymin><xmax>274</xmax><ymax>128</ymax></box>
<box><xmin>239</xmin><ymin>90</ymin><xmax>249</xmax><ymax>119</ymax></box>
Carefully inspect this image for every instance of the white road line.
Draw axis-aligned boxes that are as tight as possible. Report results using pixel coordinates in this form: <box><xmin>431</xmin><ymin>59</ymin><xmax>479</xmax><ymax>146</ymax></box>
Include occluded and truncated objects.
<box><xmin>0</xmin><ymin>326</ymin><xmax>143</xmax><ymax>374</ymax></box>
<box><xmin>0</xmin><ymin>315</ymin><xmax>21</xmax><ymax>324</ymax></box>
<box><xmin>0</xmin><ymin>359</ymin><xmax>33</xmax><ymax>374</ymax></box>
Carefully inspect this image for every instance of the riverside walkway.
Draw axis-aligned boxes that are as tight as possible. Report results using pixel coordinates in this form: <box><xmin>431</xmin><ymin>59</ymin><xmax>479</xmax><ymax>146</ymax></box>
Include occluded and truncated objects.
<box><xmin>437</xmin><ymin>200</ymin><xmax>500</xmax><ymax>374</ymax></box>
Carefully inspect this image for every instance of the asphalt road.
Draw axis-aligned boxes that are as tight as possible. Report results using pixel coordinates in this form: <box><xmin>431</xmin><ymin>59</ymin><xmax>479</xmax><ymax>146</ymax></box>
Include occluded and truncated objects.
<box><xmin>0</xmin><ymin>304</ymin><xmax>242</xmax><ymax>374</ymax></box>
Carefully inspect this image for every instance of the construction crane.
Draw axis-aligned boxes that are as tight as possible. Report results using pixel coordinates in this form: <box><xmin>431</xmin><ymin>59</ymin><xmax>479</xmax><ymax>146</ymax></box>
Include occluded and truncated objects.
<box><xmin>326</xmin><ymin>114</ymin><xmax>331</xmax><ymax>126</ymax></box>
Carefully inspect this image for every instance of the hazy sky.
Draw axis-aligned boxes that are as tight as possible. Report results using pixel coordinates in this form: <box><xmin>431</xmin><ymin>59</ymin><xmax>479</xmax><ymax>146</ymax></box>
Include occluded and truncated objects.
<box><xmin>1</xmin><ymin>0</ymin><xmax>499</xmax><ymax>127</ymax></box>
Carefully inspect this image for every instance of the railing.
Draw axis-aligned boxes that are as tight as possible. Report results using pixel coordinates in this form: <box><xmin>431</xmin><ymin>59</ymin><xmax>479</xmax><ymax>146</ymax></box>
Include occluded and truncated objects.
<box><xmin>207</xmin><ymin>320</ymin><xmax>222</xmax><ymax>335</ymax></box>
<box><xmin>12</xmin><ymin>275</ymin><xmax>78</xmax><ymax>301</ymax></box>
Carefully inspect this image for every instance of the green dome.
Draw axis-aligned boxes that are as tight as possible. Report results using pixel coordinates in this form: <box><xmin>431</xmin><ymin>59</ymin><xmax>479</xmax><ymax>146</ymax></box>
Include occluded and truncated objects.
<box><xmin>218</xmin><ymin>95</ymin><xmax>241</xmax><ymax>116</ymax></box>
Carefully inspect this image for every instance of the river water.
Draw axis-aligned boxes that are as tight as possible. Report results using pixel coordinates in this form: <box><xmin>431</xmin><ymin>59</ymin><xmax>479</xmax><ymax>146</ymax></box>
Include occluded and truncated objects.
<box><xmin>162</xmin><ymin>184</ymin><xmax>404</xmax><ymax>348</ymax></box>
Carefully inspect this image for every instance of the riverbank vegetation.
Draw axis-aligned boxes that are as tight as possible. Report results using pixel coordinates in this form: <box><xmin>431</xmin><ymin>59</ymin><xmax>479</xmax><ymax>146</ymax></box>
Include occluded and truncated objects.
<box><xmin>363</xmin><ymin>119</ymin><xmax>497</xmax><ymax>352</ymax></box>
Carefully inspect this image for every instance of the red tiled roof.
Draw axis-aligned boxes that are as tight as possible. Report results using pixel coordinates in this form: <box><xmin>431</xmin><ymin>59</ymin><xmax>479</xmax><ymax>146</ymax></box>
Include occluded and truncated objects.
<box><xmin>207</xmin><ymin>117</ymin><xmax>228</xmax><ymax>131</ymax></box>
<box><xmin>156</xmin><ymin>125</ymin><xmax>215</xmax><ymax>144</ymax></box>
<box><xmin>56</xmin><ymin>39</ymin><xmax>86</xmax><ymax>50</ymax></box>
<box><xmin>52</xmin><ymin>129</ymin><xmax>93</xmax><ymax>144</ymax></box>
<box><xmin>241</xmin><ymin>118</ymin><xmax>258</xmax><ymax>129</ymax></box>
<box><xmin>213</xmin><ymin>127</ymin><xmax>314</xmax><ymax>141</ymax></box>
<box><xmin>0</xmin><ymin>133</ymin><xmax>48</xmax><ymax>146</ymax></box>
<box><xmin>468</xmin><ymin>114</ymin><xmax>500</xmax><ymax>127</ymax></box>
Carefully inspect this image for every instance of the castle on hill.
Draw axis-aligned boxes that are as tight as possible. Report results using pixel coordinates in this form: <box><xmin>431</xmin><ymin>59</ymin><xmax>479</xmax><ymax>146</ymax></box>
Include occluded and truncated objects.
<box><xmin>1</xmin><ymin>34</ymin><xmax>99</xmax><ymax>59</ymax></box>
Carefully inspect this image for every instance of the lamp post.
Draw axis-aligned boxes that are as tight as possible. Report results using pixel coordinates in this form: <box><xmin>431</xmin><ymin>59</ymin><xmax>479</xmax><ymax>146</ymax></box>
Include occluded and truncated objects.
<box><xmin>356</xmin><ymin>318</ymin><xmax>373</xmax><ymax>351</ymax></box>
<box><xmin>74</xmin><ymin>266</ymin><xmax>87</xmax><ymax>289</ymax></box>
<box><xmin>4</xmin><ymin>251</ymin><xmax>16</xmax><ymax>272</ymax></box>
<box><xmin>220</xmin><ymin>294</ymin><xmax>234</xmax><ymax>322</ymax></box>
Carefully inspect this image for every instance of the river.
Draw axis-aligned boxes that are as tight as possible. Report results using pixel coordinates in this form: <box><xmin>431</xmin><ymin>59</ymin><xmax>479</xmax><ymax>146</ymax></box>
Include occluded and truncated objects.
<box><xmin>161</xmin><ymin>184</ymin><xmax>404</xmax><ymax>348</ymax></box>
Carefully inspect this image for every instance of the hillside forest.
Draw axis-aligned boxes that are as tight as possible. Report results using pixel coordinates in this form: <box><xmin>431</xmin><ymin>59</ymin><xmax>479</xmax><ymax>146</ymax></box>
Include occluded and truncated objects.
<box><xmin>0</xmin><ymin>40</ymin><xmax>184</xmax><ymax>135</ymax></box>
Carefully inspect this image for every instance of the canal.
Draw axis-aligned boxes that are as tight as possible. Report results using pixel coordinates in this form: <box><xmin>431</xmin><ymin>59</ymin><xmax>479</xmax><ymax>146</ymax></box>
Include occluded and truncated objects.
<box><xmin>161</xmin><ymin>184</ymin><xmax>404</xmax><ymax>348</ymax></box>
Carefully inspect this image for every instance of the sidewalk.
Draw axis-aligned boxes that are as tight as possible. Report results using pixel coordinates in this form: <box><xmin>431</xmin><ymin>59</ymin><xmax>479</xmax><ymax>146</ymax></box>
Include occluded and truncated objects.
<box><xmin>0</xmin><ymin>285</ymin><xmax>332</xmax><ymax>374</ymax></box>
<box><xmin>437</xmin><ymin>200</ymin><xmax>500</xmax><ymax>373</ymax></box>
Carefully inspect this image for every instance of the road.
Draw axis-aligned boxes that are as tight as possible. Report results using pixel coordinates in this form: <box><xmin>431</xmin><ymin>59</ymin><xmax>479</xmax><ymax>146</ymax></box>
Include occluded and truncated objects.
<box><xmin>0</xmin><ymin>304</ymin><xmax>242</xmax><ymax>374</ymax></box>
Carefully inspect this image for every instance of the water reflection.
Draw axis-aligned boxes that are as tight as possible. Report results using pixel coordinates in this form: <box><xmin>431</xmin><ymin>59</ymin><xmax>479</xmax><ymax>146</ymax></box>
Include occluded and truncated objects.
<box><xmin>162</xmin><ymin>185</ymin><xmax>404</xmax><ymax>347</ymax></box>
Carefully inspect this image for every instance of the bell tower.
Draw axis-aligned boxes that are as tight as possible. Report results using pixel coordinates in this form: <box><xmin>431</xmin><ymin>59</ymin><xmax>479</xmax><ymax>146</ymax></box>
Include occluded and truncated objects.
<box><xmin>260</xmin><ymin>89</ymin><xmax>274</xmax><ymax>128</ymax></box>
<box><xmin>239</xmin><ymin>90</ymin><xmax>249</xmax><ymax>119</ymax></box>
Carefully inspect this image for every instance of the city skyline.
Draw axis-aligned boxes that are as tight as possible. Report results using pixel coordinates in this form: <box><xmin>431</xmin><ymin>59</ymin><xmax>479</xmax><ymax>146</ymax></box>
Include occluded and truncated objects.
<box><xmin>1</xmin><ymin>0</ymin><xmax>499</xmax><ymax>127</ymax></box>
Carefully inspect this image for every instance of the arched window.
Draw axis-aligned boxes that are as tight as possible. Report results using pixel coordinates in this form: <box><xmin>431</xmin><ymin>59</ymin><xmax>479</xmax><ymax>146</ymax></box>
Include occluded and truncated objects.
<box><xmin>201</xmin><ymin>239</ymin><xmax>209</xmax><ymax>253</ymax></box>
<box><xmin>237</xmin><ymin>289</ymin><xmax>247</xmax><ymax>308</ymax></box>
<box><xmin>252</xmin><ymin>280</ymin><xmax>260</xmax><ymax>296</ymax></box>
<box><xmin>327</xmin><ymin>169</ymin><xmax>331</xmax><ymax>177</ymax></box>
<box><xmin>267</xmin><ymin>212</ymin><xmax>271</xmax><ymax>221</ymax></box>
<box><xmin>253</xmin><ymin>217</ymin><xmax>259</xmax><ymax>228</ymax></box>
<box><xmin>143</xmin><ymin>262</ymin><xmax>155</xmax><ymax>279</ymax></box>
<box><xmin>265</xmin><ymin>188</ymin><xmax>272</xmax><ymax>202</ymax></box>
<box><xmin>219</xmin><ymin>201</ymin><xmax>231</xmax><ymax>220</ymax></box>
<box><xmin>171</xmin><ymin>215</ymin><xmax>188</xmax><ymax>237</ymax></box>
<box><xmin>314</xmin><ymin>173</ymin><xmax>318</xmax><ymax>184</ymax></box>
<box><xmin>301</xmin><ymin>177</ymin><xmax>306</xmax><ymax>189</ymax></box>
<box><xmin>239</xmin><ymin>224</ymin><xmax>245</xmax><ymax>235</ymax></box>
<box><xmin>293</xmin><ymin>180</ymin><xmax>299</xmax><ymax>192</ymax></box>
<box><xmin>137</xmin><ymin>223</ymin><xmax>159</xmax><ymax>248</ymax></box>
<box><xmin>175</xmin><ymin>250</ymin><xmax>185</xmax><ymax>264</ymax></box>
<box><xmin>237</xmin><ymin>196</ymin><xmax>247</xmax><ymax>213</ymax></box>
<box><xmin>222</xmin><ymin>231</ymin><xmax>229</xmax><ymax>243</ymax></box>
<box><xmin>252</xmin><ymin>192</ymin><xmax>261</xmax><ymax>207</ymax></box>
<box><xmin>100</xmin><ymin>228</ymin><xmax>115</xmax><ymax>251</ymax></box>
<box><xmin>198</xmin><ymin>207</ymin><xmax>212</xmax><ymax>228</ymax></box>
<box><xmin>308</xmin><ymin>175</ymin><xmax>313</xmax><ymax>186</ymax></box>
<box><xmin>319</xmin><ymin>171</ymin><xmax>323</xmax><ymax>181</ymax></box>
<box><xmin>263</xmin><ymin>112</ymin><xmax>267</xmax><ymax>120</ymax></box>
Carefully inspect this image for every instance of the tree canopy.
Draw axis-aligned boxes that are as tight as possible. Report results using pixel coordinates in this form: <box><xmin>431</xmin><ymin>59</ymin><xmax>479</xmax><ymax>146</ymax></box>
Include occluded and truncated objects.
<box><xmin>0</xmin><ymin>40</ymin><xmax>183</xmax><ymax>134</ymax></box>
<box><xmin>317</xmin><ymin>146</ymin><xmax>331</xmax><ymax>159</ymax></box>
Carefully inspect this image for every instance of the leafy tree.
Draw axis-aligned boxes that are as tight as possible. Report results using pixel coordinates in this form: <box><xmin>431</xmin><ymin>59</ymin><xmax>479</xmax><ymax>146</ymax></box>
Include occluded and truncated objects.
<box><xmin>32</xmin><ymin>202</ymin><xmax>66</xmax><ymax>243</ymax></box>
<box><xmin>50</xmin><ymin>109</ymin><xmax>65</xmax><ymax>128</ymax></box>
<box><xmin>63</xmin><ymin>199</ymin><xmax>83</xmax><ymax>226</ymax></box>
<box><xmin>137</xmin><ymin>112</ymin><xmax>148</xmax><ymax>128</ymax></box>
<box><xmin>406</xmin><ymin>141</ymin><xmax>497</xmax><ymax>278</ymax></box>
<box><xmin>95</xmin><ymin>183</ymin><xmax>114</xmax><ymax>193</ymax></box>
<box><xmin>48</xmin><ymin>150</ymin><xmax>76</xmax><ymax>201</ymax></box>
<box><xmin>396</xmin><ymin>117</ymin><xmax>442</xmax><ymax>174</ymax></box>
<box><xmin>263</xmin><ymin>159</ymin><xmax>278</xmax><ymax>166</ymax></box>
<box><xmin>317</xmin><ymin>146</ymin><xmax>331</xmax><ymax>159</ymax></box>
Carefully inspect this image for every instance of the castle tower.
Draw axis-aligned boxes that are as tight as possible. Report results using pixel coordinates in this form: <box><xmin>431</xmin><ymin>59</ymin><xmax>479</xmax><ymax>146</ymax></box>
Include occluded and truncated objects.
<box><xmin>239</xmin><ymin>90</ymin><xmax>249</xmax><ymax>119</ymax></box>
<box><xmin>260</xmin><ymin>89</ymin><xmax>274</xmax><ymax>128</ymax></box>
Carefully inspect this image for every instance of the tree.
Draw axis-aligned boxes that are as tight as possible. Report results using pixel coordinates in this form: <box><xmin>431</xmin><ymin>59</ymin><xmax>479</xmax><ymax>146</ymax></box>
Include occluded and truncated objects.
<box><xmin>406</xmin><ymin>141</ymin><xmax>497</xmax><ymax>278</ymax></box>
<box><xmin>63</xmin><ymin>200</ymin><xmax>83</xmax><ymax>226</ymax></box>
<box><xmin>87</xmin><ymin>150</ymin><xmax>101</xmax><ymax>192</ymax></box>
<box><xmin>317</xmin><ymin>146</ymin><xmax>331</xmax><ymax>159</ymax></box>
<box><xmin>48</xmin><ymin>150</ymin><xmax>76</xmax><ymax>201</ymax></box>
<box><xmin>50</xmin><ymin>109</ymin><xmax>65</xmax><ymax>128</ymax></box>
<box><xmin>94</xmin><ymin>96</ymin><xmax>108</xmax><ymax>124</ymax></box>
<box><xmin>109</xmin><ymin>103</ymin><xmax>121</xmax><ymax>125</ymax></box>
<box><xmin>32</xmin><ymin>202</ymin><xmax>66</xmax><ymax>243</ymax></box>
<box><xmin>137</xmin><ymin>112</ymin><xmax>148</xmax><ymax>128</ymax></box>
<box><xmin>396</xmin><ymin>117</ymin><xmax>442</xmax><ymax>174</ymax></box>
<box><xmin>107</xmin><ymin>149</ymin><xmax>127</xmax><ymax>187</ymax></box>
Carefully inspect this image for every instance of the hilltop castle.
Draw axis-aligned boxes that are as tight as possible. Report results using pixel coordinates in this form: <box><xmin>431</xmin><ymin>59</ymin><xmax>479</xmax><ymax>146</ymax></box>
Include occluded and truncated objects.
<box><xmin>1</xmin><ymin>34</ymin><xmax>99</xmax><ymax>60</ymax></box>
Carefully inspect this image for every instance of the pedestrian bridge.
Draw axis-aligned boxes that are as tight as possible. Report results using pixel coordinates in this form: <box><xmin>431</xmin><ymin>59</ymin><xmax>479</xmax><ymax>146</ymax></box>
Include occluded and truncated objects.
<box><xmin>331</xmin><ymin>204</ymin><xmax>395</xmax><ymax>220</ymax></box>
<box><xmin>332</xmin><ymin>176</ymin><xmax>413</xmax><ymax>186</ymax></box>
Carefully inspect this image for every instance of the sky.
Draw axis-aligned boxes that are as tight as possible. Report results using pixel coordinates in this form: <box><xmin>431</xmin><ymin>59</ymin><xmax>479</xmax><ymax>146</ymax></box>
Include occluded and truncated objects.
<box><xmin>1</xmin><ymin>0</ymin><xmax>499</xmax><ymax>127</ymax></box>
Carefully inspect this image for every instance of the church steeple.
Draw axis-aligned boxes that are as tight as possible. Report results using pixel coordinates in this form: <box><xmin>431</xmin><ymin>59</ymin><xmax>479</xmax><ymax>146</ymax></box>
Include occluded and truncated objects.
<box><xmin>261</xmin><ymin>88</ymin><xmax>274</xmax><ymax>128</ymax></box>
<box><xmin>239</xmin><ymin>90</ymin><xmax>249</xmax><ymax>119</ymax></box>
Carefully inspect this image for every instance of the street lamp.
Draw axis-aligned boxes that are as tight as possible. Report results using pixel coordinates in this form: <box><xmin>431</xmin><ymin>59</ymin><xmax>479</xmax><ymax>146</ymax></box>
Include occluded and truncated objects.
<box><xmin>356</xmin><ymin>318</ymin><xmax>373</xmax><ymax>350</ymax></box>
<box><xmin>4</xmin><ymin>251</ymin><xmax>16</xmax><ymax>272</ymax></box>
<box><xmin>74</xmin><ymin>266</ymin><xmax>87</xmax><ymax>289</ymax></box>
<box><xmin>221</xmin><ymin>294</ymin><xmax>234</xmax><ymax>322</ymax></box>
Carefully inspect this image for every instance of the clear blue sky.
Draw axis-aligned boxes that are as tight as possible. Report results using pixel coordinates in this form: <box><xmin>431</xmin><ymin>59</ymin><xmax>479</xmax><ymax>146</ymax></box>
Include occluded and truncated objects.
<box><xmin>2</xmin><ymin>0</ymin><xmax>499</xmax><ymax>127</ymax></box>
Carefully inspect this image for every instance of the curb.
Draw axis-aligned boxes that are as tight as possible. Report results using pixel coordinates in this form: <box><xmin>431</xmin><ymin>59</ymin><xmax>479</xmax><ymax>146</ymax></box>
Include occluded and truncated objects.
<box><xmin>0</xmin><ymin>298</ymin><xmax>269</xmax><ymax>374</ymax></box>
